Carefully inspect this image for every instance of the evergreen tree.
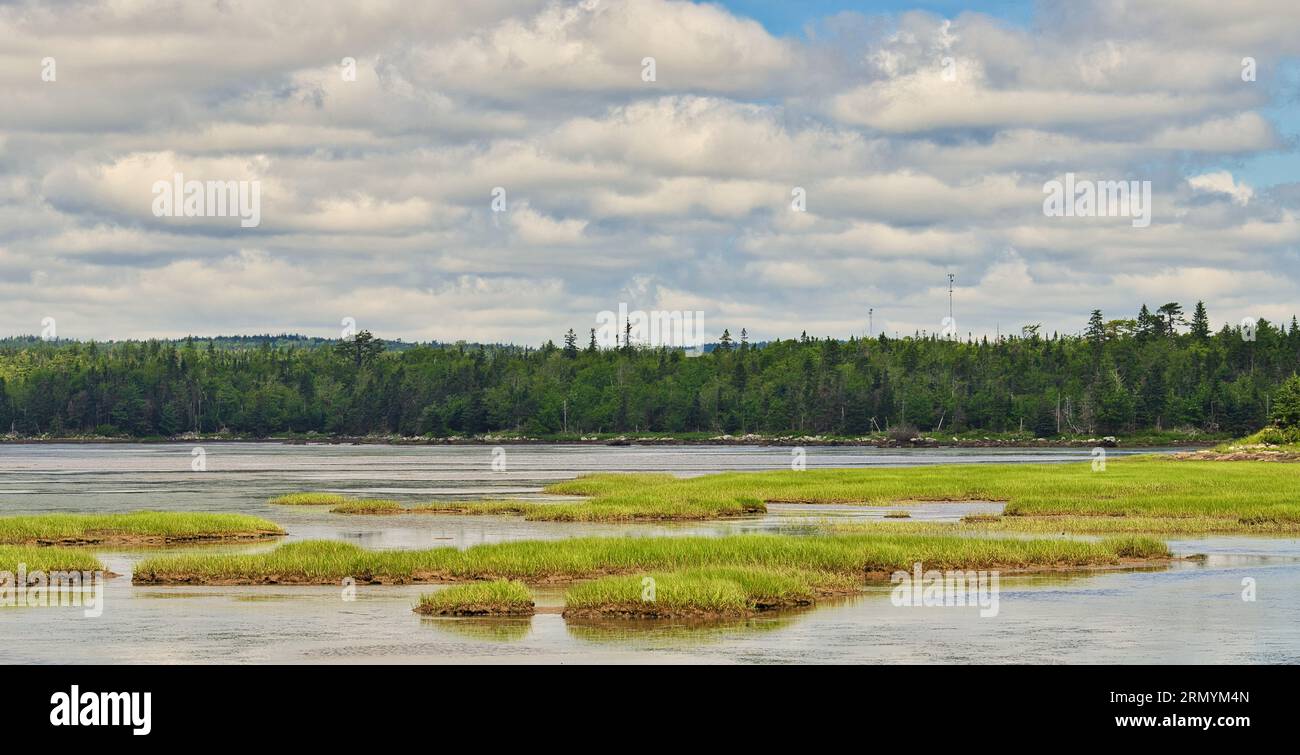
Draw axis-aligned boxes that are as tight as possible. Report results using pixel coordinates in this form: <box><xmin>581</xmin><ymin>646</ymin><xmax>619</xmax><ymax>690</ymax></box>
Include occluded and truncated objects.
<box><xmin>1191</xmin><ymin>301</ymin><xmax>1210</xmax><ymax>339</ymax></box>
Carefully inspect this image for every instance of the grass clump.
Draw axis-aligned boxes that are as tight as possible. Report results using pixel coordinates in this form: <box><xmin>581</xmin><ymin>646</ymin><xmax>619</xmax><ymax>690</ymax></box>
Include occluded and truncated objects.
<box><xmin>563</xmin><ymin>567</ymin><xmax>858</xmax><ymax>618</ymax></box>
<box><xmin>268</xmin><ymin>492</ymin><xmax>350</xmax><ymax>506</ymax></box>
<box><xmin>0</xmin><ymin>545</ymin><xmax>106</xmax><ymax>573</ymax></box>
<box><xmin>416</xmin><ymin>580</ymin><xmax>534</xmax><ymax>616</ymax></box>
<box><xmin>0</xmin><ymin>512</ymin><xmax>284</xmax><ymax>545</ymax></box>
<box><xmin>133</xmin><ymin>531</ymin><xmax>1169</xmax><ymax>585</ymax></box>
<box><xmin>329</xmin><ymin>499</ymin><xmax>404</xmax><ymax>514</ymax></box>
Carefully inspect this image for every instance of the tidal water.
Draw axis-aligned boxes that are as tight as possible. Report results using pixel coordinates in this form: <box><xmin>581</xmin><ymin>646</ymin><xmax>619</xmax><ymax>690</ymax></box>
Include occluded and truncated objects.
<box><xmin>1</xmin><ymin>443</ymin><xmax>1294</xmax><ymax>664</ymax></box>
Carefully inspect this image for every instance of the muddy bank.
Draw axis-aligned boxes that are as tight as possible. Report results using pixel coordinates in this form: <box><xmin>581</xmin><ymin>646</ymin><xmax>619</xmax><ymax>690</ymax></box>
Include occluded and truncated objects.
<box><xmin>22</xmin><ymin>531</ymin><xmax>284</xmax><ymax>547</ymax></box>
<box><xmin>414</xmin><ymin>603</ymin><xmax>535</xmax><ymax>617</ymax></box>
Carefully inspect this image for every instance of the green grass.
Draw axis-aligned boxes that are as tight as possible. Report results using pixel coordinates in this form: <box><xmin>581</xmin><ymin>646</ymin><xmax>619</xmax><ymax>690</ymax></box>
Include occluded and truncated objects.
<box><xmin>0</xmin><ymin>545</ymin><xmax>106</xmax><ymax>573</ymax></box>
<box><xmin>132</xmin><ymin>531</ymin><xmax>1169</xmax><ymax>585</ymax></box>
<box><xmin>543</xmin><ymin>458</ymin><xmax>1300</xmax><ymax>525</ymax></box>
<box><xmin>329</xmin><ymin>499</ymin><xmax>404</xmax><ymax>514</ymax></box>
<box><xmin>829</xmin><ymin>515</ymin><xmax>1300</xmax><ymax>535</ymax></box>
<box><xmin>268</xmin><ymin>492</ymin><xmax>350</xmax><ymax>505</ymax></box>
<box><xmin>0</xmin><ymin>512</ymin><xmax>285</xmax><ymax>545</ymax></box>
<box><xmin>313</xmin><ymin>473</ymin><xmax>764</xmax><ymax>521</ymax></box>
<box><xmin>563</xmin><ymin>567</ymin><xmax>858</xmax><ymax>618</ymax></box>
<box><xmin>416</xmin><ymin>579</ymin><xmax>534</xmax><ymax>616</ymax></box>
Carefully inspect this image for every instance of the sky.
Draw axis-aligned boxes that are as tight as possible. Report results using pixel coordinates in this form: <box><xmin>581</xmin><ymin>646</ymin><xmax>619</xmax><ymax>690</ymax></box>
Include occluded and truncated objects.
<box><xmin>2</xmin><ymin>0</ymin><xmax>1299</xmax><ymax>345</ymax></box>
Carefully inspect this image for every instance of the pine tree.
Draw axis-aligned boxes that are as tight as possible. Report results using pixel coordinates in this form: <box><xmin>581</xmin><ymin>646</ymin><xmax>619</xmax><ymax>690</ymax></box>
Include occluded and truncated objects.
<box><xmin>1157</xmin><ymin>302</ymin><xmax>1184</xmax><ymax>337</ymax></box>
<box><xmin>1137</xmin><ymin>304</ymin><xmax>1155</xmax><ymax>340</ymax></box>
<box><xmin>1085</xmin><ymin>309</ymin><xmax>1105</xmax><ymax>368</ymax></box>
<box><xmin>1191</xmin><ymin>301</ymin><xmax>1210</xmax><ymax>339</ymax></box>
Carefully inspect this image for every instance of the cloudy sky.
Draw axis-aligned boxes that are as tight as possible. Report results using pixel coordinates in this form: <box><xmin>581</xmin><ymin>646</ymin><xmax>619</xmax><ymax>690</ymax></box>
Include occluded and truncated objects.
<box><xmin>2</xmin><ymin>0</ymin><xmax>1299</xmax><ymax>344</ymax></box>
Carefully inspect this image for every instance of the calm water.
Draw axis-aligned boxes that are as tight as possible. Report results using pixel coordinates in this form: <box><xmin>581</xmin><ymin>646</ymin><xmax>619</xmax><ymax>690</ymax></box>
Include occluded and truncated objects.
<box><xmin>1</xmin><ymin>443</ymin><xmax>1295</xmax><ymax>664</ymax></box>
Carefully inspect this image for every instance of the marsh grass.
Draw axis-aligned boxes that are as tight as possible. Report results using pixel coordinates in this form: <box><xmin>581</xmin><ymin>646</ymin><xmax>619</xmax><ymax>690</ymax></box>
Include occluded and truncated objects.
<box><xmin>837</xmin><ymin>514</ymin><xmax>1300</xmax><ymax>535</ymax></box>
<box><xmin>416</xmin><ymin>579</ymin><xmax>534</xmax><ymax>616</ymax></box>
<box><xmin>329</xmin><ymin>499</ymin><xmax>404</xmax><ymax>514</ymax></box>
<box><xmin>268</xmin><ymin>492</ymin><xmax>350</xmax><ymax>506</ymax></box>
<box><xmin>563</xmin><ymin>567</ymin><xmax>859</xmax><ymax>618</ymax></box>
<box><xmin>323</xmin><ymin>488</ymin><xmax>763</xmax><ymax>521</ymax></box>
<box><xmin>0</xmin><ymin>545</ymin><xmax>106</xmax><ymax>573</ymax></box>
<box><xmin>133</xmin><ymin>531</ymin><xmax>1169</xmax><ymax>585</ymax></box>
<box><xmin>0</xmin><ymin>512</ymin><xmax>284</xmax><ymax>545</ymax></box>
<box><xmin>546</xmin><ymin>459</ymin><xmax>1300</xmax><ymax>526</ymax></box>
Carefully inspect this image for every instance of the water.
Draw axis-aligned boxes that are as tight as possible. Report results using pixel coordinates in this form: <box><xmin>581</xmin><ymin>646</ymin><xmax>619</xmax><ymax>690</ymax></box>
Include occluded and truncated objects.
<box><xmin>2</xmin><ymin>443</ymin><xmax>1295</xmax><ymax>664</ymax></box>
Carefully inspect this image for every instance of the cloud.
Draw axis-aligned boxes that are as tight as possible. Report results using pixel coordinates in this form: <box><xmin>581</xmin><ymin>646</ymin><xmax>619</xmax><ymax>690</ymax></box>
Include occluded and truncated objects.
<box><xmin>1188</xmin><ymin>171</ymin><xmax>1255</xmax><ymax>206</ymax></box>
<box><xmin>0</xmin><ymin>0</ymin><xmax>1298</xmax><ymax>343</ymax></box>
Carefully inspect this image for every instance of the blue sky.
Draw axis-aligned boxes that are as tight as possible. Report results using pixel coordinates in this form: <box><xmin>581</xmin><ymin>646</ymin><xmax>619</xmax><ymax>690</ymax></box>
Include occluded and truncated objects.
<box><xmin>719</xmin><ymin>0</ymin><xmax>1034</xmax><ymax>34</ymax></box>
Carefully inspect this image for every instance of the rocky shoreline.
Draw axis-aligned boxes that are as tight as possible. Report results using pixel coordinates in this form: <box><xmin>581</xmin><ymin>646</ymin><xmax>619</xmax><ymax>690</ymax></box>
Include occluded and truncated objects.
<box><xmin>1</xmin><ymin>433</ymin><xmax>1217</xmax><ymax>448</ymax></box>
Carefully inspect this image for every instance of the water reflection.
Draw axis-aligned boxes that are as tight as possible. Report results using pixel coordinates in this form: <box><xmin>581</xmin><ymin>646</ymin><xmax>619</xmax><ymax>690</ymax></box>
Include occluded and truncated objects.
<box><xmin>422</xmin><ymin>616</ymin><xmax>534</xmax><ymax>642</ymax></box>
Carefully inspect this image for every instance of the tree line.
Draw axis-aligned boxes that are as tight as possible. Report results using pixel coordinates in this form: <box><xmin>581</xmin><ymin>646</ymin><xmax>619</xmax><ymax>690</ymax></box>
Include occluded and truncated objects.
<box><xmin>1</xmin><ymin>302</ymin><xmax>1297</xmax><ymax>438</ymax></box>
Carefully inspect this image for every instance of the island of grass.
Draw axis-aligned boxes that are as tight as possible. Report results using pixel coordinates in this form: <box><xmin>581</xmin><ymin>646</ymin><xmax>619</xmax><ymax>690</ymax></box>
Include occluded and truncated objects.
<box><xmin>268</xmin><ymin>492</ymin><xmax>351</xmax><ymax>506</ymax></box>
<box><xmin>415</xmin><ymin>580</ymin><xmax>534</xmax><ymax>616</ymax></box>
<box><xmin>132</xmin><ymin>531</ymin><xmax>1170</xmax><ymax>586</ymax></box>
<box><xmin>563</xmin><ymin>567</ymin><xmax>860</xmax><ymax>619</ymax></box>
<box><xmin>286</xmin><ymin>473</ymin><xmax>765</xmax><ymax>521</ymax></box>
<box><xmin>287</xmin><ymin>457</ymin><xmax>1300</xmax><ymax>531</ymax></box>
<box><xmin>0</xmin><ymin>512</ymin><xmax>285</xmax><ymax>546</ymax></box>
<box><xmin>328</xmin><ymin>499</ymin><xmax>406</xmax><ymax>514</ymax></box>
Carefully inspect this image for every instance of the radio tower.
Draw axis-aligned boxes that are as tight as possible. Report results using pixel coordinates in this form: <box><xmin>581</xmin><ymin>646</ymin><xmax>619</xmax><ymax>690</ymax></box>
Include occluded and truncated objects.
<box><xmin>947</xmin><ymin>273</ymin><xmax>955</xmax><ymax>338</ymax></box>
<box><xmin>868</xmin><ymin>307</ymin><xmax>873</xmax><ymax>338</ymax></box>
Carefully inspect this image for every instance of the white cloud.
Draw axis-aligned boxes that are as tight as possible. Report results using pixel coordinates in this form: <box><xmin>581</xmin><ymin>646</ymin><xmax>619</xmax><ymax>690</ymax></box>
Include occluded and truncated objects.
<box><xmin>1188</xmin><ymin>171</ymin><xmax>1254</xmax><ymax>206</ymax></box>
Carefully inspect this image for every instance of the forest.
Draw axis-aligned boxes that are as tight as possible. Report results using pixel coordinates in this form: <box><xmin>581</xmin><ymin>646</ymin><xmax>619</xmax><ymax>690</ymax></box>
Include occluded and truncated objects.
<box><xmin>1</xmin><ymin>302</ymin><xmax>1297</xmax><ymax>439</ymax></box>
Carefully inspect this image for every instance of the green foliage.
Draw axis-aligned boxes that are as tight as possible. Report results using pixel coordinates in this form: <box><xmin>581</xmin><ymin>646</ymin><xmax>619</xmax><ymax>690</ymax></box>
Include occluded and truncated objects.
<box><xmin>1</xmin><ymin>304</ymin><xmax>1297</xmax><ymax>437</ymax></box>
<box><xmin>1271</xmin><ymin>375</ymin><xmax>1300</xmax><ymax>428</ymax></box>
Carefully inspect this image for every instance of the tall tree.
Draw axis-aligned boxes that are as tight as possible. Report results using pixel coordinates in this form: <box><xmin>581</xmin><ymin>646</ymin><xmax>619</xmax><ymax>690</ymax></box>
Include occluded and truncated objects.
<box><xmin>1191</xmin><ymin>301</ymin><xmax>1210</xmax><ymax>339</ymax></box>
